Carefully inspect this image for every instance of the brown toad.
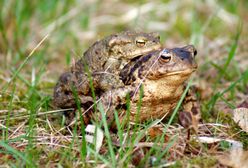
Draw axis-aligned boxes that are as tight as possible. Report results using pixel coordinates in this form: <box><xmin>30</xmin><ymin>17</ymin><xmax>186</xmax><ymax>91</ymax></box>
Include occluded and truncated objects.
<box><xmin>82</xmin><ymin>31</ymin><xmax>161</xmax><ymax>72</ymax></box>
<box><xmin>98</xmin><ymin>45</ymin><xmax>200</xmax><ymax>129</ymax></box>
<box><xmin>53</xmin><ymin>31</ymin><xmax>161</xmax><ymax>109</ymax></box>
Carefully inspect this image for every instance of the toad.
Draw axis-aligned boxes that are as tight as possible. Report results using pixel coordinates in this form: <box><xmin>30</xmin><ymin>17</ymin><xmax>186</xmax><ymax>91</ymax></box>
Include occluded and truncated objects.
<box><xmin>98</xmin><ymin>45</ymin><xmax>200</xmax><ymax>129</ymax></box>
<box><xmin>53</xmin><ymin>31</ymin><xmax>161</xmax><ymax>109</ymax></box>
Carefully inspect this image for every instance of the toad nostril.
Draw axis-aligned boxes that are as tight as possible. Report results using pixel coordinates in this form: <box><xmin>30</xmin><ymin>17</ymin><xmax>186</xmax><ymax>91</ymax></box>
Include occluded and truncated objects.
<box><xmin>194</xmin><ymin>50</ymin><xmax>197</xmax><ymax>56</ymax></box>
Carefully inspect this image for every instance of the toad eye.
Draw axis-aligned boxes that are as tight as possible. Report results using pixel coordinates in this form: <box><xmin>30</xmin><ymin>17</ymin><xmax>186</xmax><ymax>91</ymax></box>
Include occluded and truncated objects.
<box><xmin>135</xmin><ymin>39</ymin><xmax>146</xmax><ymax>47</ymax></box>
<box><xmin>160</xmin><ymin>49</ymin><xmax>171</xmax><ymax>63</ymax></box>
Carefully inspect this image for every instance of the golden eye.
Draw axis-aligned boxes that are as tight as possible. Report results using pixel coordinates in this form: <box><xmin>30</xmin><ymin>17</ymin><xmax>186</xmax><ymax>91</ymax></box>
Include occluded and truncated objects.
<box><xmin>160</xmin><ymin>49</ymin><xmax>171</xmax><ymax>63</ymax></box>
<box><xmin>135</xmin><ymin>39</ymin><xmax>146</xmax><ymax>47</ymax></box>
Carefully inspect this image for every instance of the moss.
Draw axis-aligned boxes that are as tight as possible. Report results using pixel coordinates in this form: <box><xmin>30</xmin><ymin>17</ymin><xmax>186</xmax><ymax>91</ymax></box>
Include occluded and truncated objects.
<box><xmin>169</xmin><ymin>161</ymin><xmax>183</xmax><ymax>168</ymax></box>
<box><xmin>189</xmin><ymin>156</ymin><xmax>218</xmax><ymax>168</ymax></box>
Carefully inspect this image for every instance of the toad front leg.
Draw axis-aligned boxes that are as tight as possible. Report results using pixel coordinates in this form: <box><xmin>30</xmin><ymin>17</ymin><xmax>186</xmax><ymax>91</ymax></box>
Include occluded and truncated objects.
<box><xmin>95</xmin><ymin>86</ymin><xmax>136</xmax><ymax>124</ymax></box>
<box><xmin>179</xmin><ymin>88</ymin><xmax>201</xmax><ymax>132</ymax></box>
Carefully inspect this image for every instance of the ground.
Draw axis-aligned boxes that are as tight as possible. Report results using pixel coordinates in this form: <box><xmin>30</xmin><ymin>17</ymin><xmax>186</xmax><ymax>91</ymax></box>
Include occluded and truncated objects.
<box><xmin>0</xmin><ymin>0</ymin><xmax>248</xmax><ymax>167</ymax></box>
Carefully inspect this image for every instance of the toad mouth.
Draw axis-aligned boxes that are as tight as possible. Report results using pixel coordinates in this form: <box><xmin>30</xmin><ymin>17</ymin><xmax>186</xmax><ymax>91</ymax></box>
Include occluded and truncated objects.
<box><xmin>165</xmin><ymin>67</ymin><xmax>197</xmax><ymax>76</ymax></box>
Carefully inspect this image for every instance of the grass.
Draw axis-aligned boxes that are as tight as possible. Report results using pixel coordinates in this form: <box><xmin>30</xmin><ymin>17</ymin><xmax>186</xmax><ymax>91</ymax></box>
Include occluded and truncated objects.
<box><xmin>0</xmin><ymin>0</ymin><xmax>248</xmax><ymax>167</ymax></box>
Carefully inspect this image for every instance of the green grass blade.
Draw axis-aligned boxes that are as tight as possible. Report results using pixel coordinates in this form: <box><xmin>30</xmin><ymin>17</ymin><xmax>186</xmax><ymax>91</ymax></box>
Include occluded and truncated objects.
<box><xmin>208</xmin><ymin>69</ymin><xmax>248</xmax><ymax>111</ymax></box>
<box><xmin>154</xmin><ymin>135</ymin><xmax>178</xmax><ymax>166</ymax></box>
<box><xmin>167</xmin><ymin>79</ymin><xmax>192</xmax><ymax>127</ymax></box>
<box><xmin>114</xmin><ymin>110</ymin><xmax>123</xmax><ymax>149</ymax></box>
<box><xmin>87</xmin><ymin>146</ymin><xmax>110</xmax><ymax>165</ymax></box>
<box><xmin>98</xmin><ymin>103</ymin><xmax>116</xmax><ymax>167</ymax></box>
<box><xmin>220</xmin><ymin>21</ymin><xmax>242</xmax><ymax>79</ymax></box>
<box><xmin>71</xmin><ymin>85</ymin><xmax>87</xmax><ymax>161</ymax></box>
<box><xmin>0</xmin><ymin>141</ymin><xmax>33</xmax><ymax>166</ymax></box>
<box><xmin>3</xmin><ymin>34</ymin><xmax>49</xmax><ymax>91</ymax></box>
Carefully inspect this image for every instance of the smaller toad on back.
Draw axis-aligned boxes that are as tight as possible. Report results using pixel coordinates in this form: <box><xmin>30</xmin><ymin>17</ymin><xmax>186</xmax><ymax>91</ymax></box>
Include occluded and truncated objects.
<box><xmin>53</xmin><ymin>31</ymin><xmax>161</xmax><ymax>109</ymax></box>
<box><xmin>78</xmin><ymin>31</ymin><xmax>161</xmax><ymax>72</ymax></box>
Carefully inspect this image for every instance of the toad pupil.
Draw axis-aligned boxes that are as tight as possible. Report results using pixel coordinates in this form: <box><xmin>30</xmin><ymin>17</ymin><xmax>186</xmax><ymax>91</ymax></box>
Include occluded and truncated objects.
<box><xmin>160</xmin><ymin>49</ymin><xmax>171</xmax><ymax>62</ymax></box>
